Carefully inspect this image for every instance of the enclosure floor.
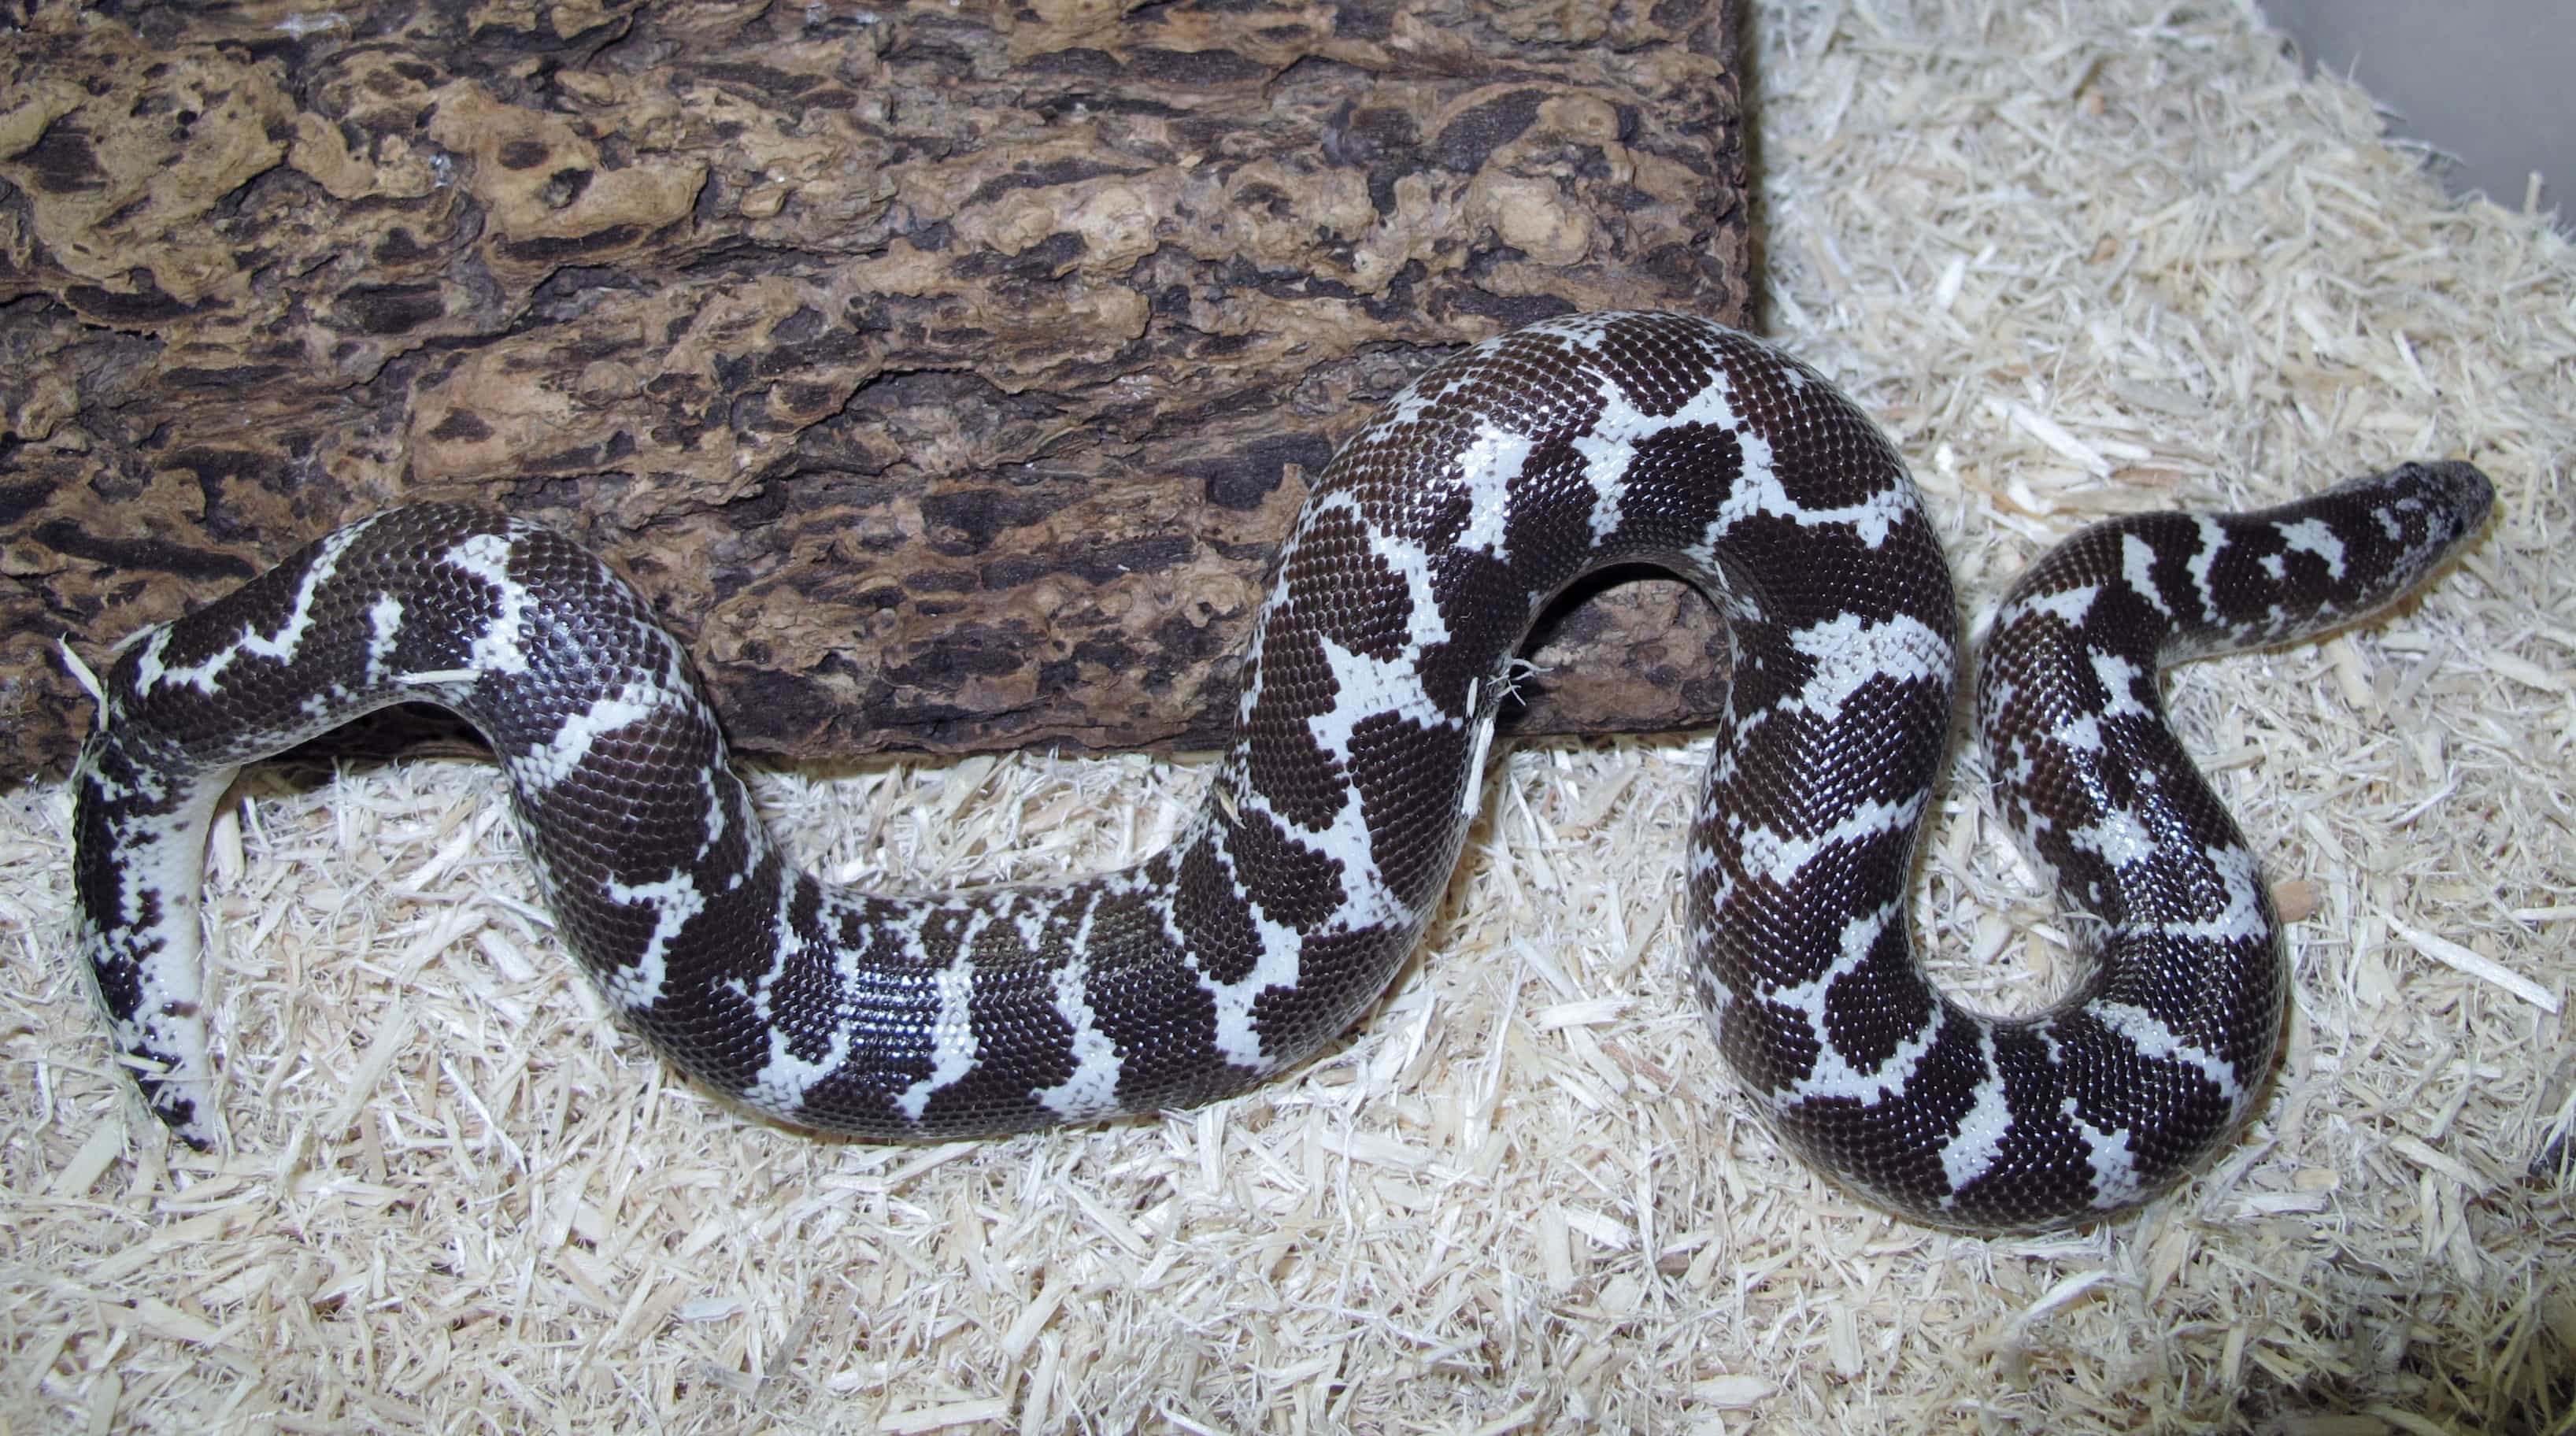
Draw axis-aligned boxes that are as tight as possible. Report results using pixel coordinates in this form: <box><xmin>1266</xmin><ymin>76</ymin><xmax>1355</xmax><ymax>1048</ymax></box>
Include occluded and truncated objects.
<box><xmin>6</xmin><ymin>1</ymin><xmax>2571</xmax><ymax>1431</ymax></box>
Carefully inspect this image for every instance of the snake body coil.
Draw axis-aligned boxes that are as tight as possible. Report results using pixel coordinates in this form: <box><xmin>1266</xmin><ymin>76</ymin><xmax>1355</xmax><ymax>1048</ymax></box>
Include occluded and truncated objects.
<box><xmin>72</xmin><ymin>313</ymin><xmax>2490</xmax><ymax>1229</ymax></box>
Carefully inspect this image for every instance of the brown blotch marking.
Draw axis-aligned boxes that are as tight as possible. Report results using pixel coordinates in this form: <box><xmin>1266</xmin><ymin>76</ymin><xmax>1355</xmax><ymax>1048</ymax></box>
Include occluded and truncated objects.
<box><xmin>1278</xmin><ymin>498</ymin><xmax>1419</xmax><ymax>662</ymax></box>
<box><xmin>1172</xmin><ymin>840</ymin><xmax>1271</xmax><ymax>986</ymax></box>
<box><xmin>1719</xmin><ymin>994</ymin><xmax>1828</xmax><ymax>1095</ymax></box>
<box><xmin>1222</xmin><ymin>809</ymin><xmax>1346</xmax><ymax>931</ymax></box>
<box><xmin>1818</xmin><ymin>921</ymin><xmax>1940</xmax><ymax>1072</ymax></box>
<box><xmin>1239</xmin><ymin>622</ymin><xmax>1353</xmax><ymax>835</ymax></box>
<box><xmin>1252</xmin><ymin>924</ymin><xmax>1410</xmax><ymax>1059</ymax></box>
<box><xmin>1342</xmin><ymin>712</ymin><xmax>1473</xmax><ymax>911</ymax></box>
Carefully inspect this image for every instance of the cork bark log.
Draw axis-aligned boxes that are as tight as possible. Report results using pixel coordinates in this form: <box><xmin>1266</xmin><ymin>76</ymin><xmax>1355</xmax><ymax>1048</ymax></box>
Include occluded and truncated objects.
<box><xmin>0</xmin><ymin>0</ymin><xmax>1749</xmax><ymax>783</ymax></box>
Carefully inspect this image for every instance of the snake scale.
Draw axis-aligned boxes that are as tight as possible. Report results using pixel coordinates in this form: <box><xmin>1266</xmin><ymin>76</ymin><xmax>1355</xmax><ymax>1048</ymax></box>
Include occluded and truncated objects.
<box><xmin>71</xmin><ymin>312</ymin><xmax>2491</xmax><ymax>1230</ymax></box>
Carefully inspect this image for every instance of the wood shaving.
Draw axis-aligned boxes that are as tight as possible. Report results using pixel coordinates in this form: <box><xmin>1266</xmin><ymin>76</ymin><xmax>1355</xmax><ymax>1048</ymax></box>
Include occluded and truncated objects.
<box><xmin>5</xmin><ymin>1</ymin><xmax>2569</xmax><ymax>1430</ymax></box>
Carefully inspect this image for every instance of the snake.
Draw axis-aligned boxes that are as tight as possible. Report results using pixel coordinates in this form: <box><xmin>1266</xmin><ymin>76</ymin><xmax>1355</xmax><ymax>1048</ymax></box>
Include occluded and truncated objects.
<box><xmin>68</xmin><ymin>311</ymin><xmax>2492</xmax><ymax>1230</ymax></box>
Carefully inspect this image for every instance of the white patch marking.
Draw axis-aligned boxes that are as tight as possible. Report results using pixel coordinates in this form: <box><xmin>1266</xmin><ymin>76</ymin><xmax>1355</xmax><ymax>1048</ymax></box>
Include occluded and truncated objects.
<box><xmin>2063</xmin><ymin>1108</ymin><xmax>2145</xmax><ymax>1209</ymax></box>
<box><xmin>1716</xmin><ymin>439</ymin><xmax>1918</xmax><ymax>550</ymax></box>
<box><xmin>2149</xmin><ymin>841</ymin><xmax>2273</xmax><ymax>946</ymax></box>
<box><xmin>442</xmin><ymin>531</ymin><xmax>534</xmax><ymax>675</ymax></box>
<box><xmin>1034</xmin><ymin>901</ymin><xmax>1125</xmax><ymax>1120</ymax></box>
<box><xmin>1452</xmin><ymin>422</ymin><xmax>1533</xmax><ymax>561</ymax></box>
<box><xmin>1738</xmin><ymin>796</ymin><xmax>1919</xmax><ymax>889</ymax></box>
<box><xmin>2120</xmin><ymin>534</ymin><xmax>2172</xmax><ymax>618</ymax></box>
<box><xmin>1308</xmin><ymin>634</ymin><xmax>1449</xmax><ymax>761</ymax></box>
<box><xmin>513</xmin><ymin>683</ymin><xmax>663</xmax><ymax>791</ymax></box>
<box><xmin>135</xmin><ymin>520</ymin><xmax>377</xmax><ymax>695</ymax></box>
<box><xmin>1757</xmin><ymin>901</ymin><xmax>1942</xmax><ymax>1109</ymax></box>
<box><xmin>1784</xmin><ymin>613</ymin><xmax>1954</xmax><ymax>720</ymax></box>
<box><xmin>2089</xmin><ymin>1001</ymin><xmax>2247</xmax><ymax>1102</ymax></box>
<box><xmin>1198</xmin><ymin>868</ymin><xmax>1312</xmax><ymax>1069</ymax></box>
<box><xmin>2089</xmin><ymin>651</ymin><xmax>2153</xmax><ymax>718</ymax></box>
<box><xmin>2183</xmin><ymin>514</ymin><xmax>2229</xmax><ymax>622</ymax></box>
<box><xmin>2051</xmin><ymin>712</ymin><xmax>2105</xmax><ymax>754</ymax></box>
<box><xmin>363</xmin><ymin>594</ymin><xmax>405</xmax><ymax>683</ymax></box>
<box><xmin>895</xmin><ymin>948</ymin><xmax>982</xmax><ymax>1122</ymax></box>
<box><xmin>2276</xmin><ymin>517</ymin><xmax>2347</xmax><ymax>579</ymax></box>
<box><xmin>2015</xmin><ymin>583</ymin><xmax>2101</xmax><ymax>629</ymax></box>
<box><xmin>594</xmin><ymin>869</ymin><xmax>705</xmax><ymax>1009</ymax></box>
<box><xmin>1936</xmin><ymin>1027</ymin><xmax>2015</xmax><ymax>1192</ymax></box>
<box><xmin>2068</xmin><ymin>804</ymin><xmax>2158</xmax><ymax>868</ymax></box>
<box><xmin>746</xmin><ymin>1016</ymin><xmax>849</xmax><ymax>1117</ymax></box>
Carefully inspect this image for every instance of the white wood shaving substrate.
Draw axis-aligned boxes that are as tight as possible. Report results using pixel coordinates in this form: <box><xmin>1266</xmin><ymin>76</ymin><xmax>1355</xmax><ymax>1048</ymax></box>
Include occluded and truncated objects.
<box><xmin>6</xmin><ymin>2</ymin><xmax>2570</xmax><ymax>1431</ymax></box>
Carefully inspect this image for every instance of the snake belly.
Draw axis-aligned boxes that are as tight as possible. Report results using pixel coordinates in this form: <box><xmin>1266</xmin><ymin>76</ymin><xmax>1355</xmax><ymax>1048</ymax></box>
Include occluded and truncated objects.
<box><xmin>69</xmin><ymin>312</ymin><xmax>2492</xmax><ymax>1230</ymax></box>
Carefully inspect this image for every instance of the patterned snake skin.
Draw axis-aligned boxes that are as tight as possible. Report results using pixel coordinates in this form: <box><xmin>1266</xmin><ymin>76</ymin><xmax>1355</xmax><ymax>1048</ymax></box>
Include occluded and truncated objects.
<box><xmin>71</xmin><ymin>313</ymin><xmax>2492</xmax><ymax>1230</ymax></box>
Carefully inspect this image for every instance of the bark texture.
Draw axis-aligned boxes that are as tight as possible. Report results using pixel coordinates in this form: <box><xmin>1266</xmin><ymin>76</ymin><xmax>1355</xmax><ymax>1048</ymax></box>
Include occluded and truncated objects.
<box><xmin>0</xmin><ymin>0</ymin><xmax>1748</xmax><ymax>783</ymax></box>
